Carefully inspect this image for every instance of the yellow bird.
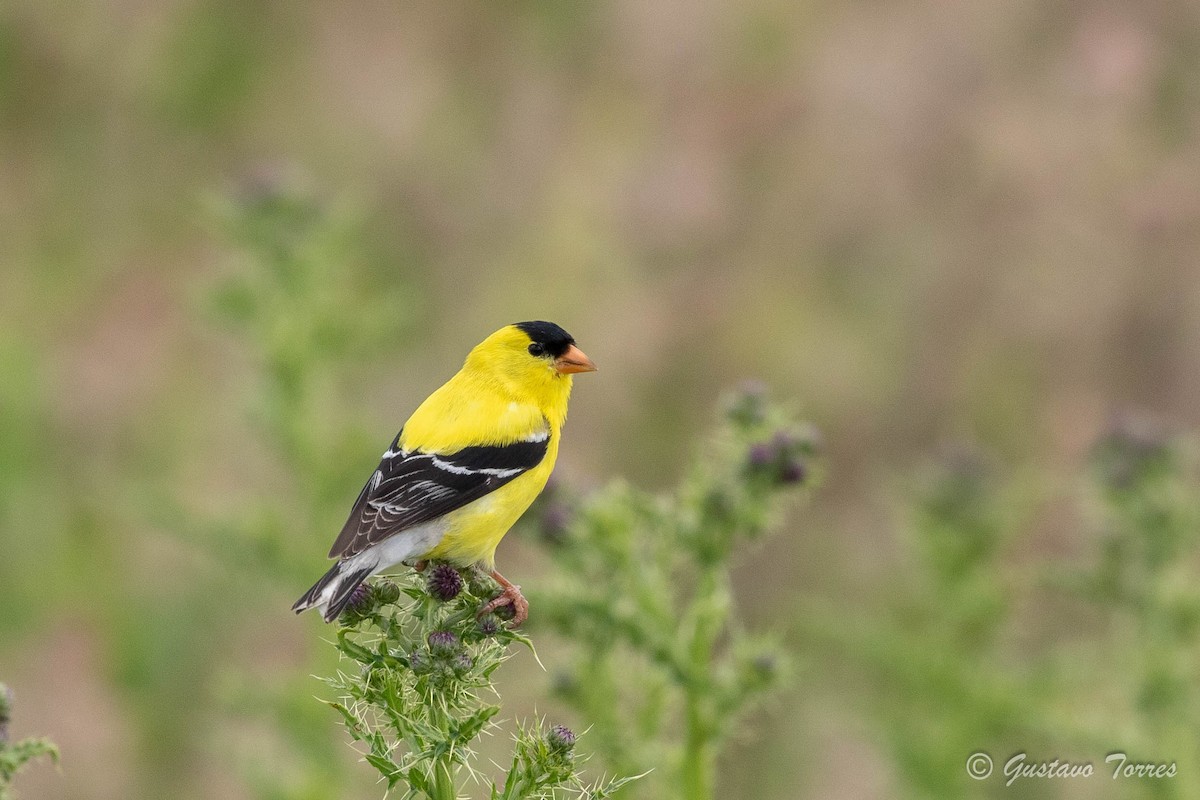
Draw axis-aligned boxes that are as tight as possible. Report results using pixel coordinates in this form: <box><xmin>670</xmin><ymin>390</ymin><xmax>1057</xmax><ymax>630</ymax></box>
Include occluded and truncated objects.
<box><xmin>293</xmin><ymin>321</ymin><xmax>596</xmax><ymax>624</ymax></box>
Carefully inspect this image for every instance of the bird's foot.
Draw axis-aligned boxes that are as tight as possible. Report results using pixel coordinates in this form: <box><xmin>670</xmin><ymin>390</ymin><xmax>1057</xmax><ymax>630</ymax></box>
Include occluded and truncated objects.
<box><xmin>478</xmin><ymin>570</ymin><xmax>528</xmax><ymax>627</ymax></box>
<box><xmin>411</xmin><ymin>560</ymin><xmax>428</xmax><ymax>573</ymax></box>
<box><xmin>478</xmin><ymin>585</ymin><xmax>528</xmax><ymax>626</ymax></box>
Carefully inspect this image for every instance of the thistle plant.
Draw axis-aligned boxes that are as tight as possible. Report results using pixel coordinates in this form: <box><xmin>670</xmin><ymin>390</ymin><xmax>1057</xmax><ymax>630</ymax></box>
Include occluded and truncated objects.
<box><xmin>0</xmin><ymin>684</ymin><xmax>58</xmax><ymax>800</ymax></box>
<box><xmin>1074</xmin><ymin>419</ymin><xmax>1200</xmax><ymax>798</ymax></box>
<box><xmin>147</xmin><ymin>179</ymin><xmax>425</xmax><ymax>797</ymax></box>
<box><xmin>523</xmin><ymin>385</ymin><xmax>821</xmax><ymax>800</ymax></box>
<box><xmin>176</xmin><ymin>177</ymin><xmax>418</xmax><ymax>586</ymax></box>
<box><xmin>324</xmin><ymin>566</ymin><xmax>639</xmax><ymax>799</ymax></box>
<box><xmin>795</xmin><ymin>417</ymin><xmax>1200</xmax><ymax>800</ymax></box>
<box><xmin>798</xmin><ymin>444</ymin><xmax>1046</xmax><ymax>798</ymax></box>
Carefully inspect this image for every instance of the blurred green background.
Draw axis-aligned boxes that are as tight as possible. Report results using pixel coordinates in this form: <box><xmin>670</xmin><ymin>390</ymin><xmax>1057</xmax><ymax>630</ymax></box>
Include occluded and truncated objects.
<box><xmin>2</xmin><ymin>1</ymin><xmax>1199</xmax><ymax>798</ymax></box>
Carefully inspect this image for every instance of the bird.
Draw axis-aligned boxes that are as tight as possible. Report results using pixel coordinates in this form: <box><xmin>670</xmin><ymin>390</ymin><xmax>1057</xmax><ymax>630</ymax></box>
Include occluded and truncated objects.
<box><xmin>292</xmin><ymin>321</ymin><xmax>596</xmax><ymax>625</ymax></box>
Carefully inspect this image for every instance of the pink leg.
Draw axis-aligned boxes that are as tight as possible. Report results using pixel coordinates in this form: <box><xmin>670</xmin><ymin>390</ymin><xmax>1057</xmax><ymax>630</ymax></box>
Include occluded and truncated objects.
<box><xmin>477</xmin><ymin>570</ymin><xmax>529</xmax><ymax>626</ymax></box>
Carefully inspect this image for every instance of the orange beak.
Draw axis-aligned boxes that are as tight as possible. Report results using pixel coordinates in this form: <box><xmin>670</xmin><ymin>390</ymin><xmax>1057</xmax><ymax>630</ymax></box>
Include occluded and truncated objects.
<box><xmin>554</xmin><ymin>344</ymin><xmax>597</xmax><ymax>375</ymax></box>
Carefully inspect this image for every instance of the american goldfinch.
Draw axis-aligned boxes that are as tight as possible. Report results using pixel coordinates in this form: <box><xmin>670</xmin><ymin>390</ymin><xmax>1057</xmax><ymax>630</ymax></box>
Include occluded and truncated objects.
<box><xmin>293</xmin><ymin>321</ymin><xmax>596</xmax><ymax>624</ymax></box>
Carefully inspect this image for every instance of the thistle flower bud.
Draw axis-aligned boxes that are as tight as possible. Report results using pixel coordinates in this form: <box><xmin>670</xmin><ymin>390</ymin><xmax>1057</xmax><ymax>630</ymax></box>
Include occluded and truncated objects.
<box><xmin>451</xmin><ymin>652</ymin><xmax>473</xmax><ymax>675</ymax></box>
<box><xmin>408</xmin><ymin>648</ymin><xmax>433</xmax><ymax>674</ymax></box>
<box><xmin>477</xmin><ymin>614</ymin><xmax>502</xmax><ymax>638</ymax></box>
<box><xmin>468</xmin><ymin>569</ymin><xmax>499</xmax><ymax>598</ymax></box>
<box><xmin>339</xmin><ymin>583</ymin><xmax>374</xmax><ymax>622</ymax></box>
<box><xmin>0</xmin><ymin>683</ymin><xmax>11</xmax><ymax>744</ymax></box>
<box><xmin>746</xmin><ymin>428</ymin><xmax>812</xmax><ymax>486</ymax></box>
<box><xmin>726</xmin><ymin>381</ymin><xmax>768</xmax><ymax>428</ymax></box>
<box><xmin>427</xmin><ymin>630</ymin><xmax>461</xmax><ymax>657</ymax></box>
<box><xmin>747</xmin><ymin>442</ymin><xmax>774</xmax><ymax>469</ymax></box>
<box><xmin>779</xmin><ymin>459</ymin><xmax>807</xmax><ymax>485</ymax></box>
<box><xmin>373</xmin><ymin>580</ymin><xmax>402</xmax><ymax>605</ymax></box>
<box><xmin>546</xmin><ymin>724</ymin><xmax>576</xmax><ymax>753</ymax></box>
<box><xmin>426</xmin><ymin>564</ymin><xmax>464</xmax><ymax>601</ymax></box>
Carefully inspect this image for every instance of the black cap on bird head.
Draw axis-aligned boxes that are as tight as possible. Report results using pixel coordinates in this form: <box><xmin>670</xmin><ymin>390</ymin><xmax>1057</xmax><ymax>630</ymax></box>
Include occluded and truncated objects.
<box><xmin>514</xmin><ymin>320</ymin><xmax>597</xmax><ymax>374</ymax></box>
<box><xmin>514</xmin><ymin>321</ymin><xmax>575</xmax><ymax>358</ymax></box>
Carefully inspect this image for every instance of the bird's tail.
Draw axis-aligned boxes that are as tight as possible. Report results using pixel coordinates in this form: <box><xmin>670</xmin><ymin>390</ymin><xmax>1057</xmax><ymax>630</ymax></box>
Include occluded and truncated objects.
<box><xmin>292</xmin><ymin>560</ymin><xmax>373</xmax><ymax>623</ymax></box>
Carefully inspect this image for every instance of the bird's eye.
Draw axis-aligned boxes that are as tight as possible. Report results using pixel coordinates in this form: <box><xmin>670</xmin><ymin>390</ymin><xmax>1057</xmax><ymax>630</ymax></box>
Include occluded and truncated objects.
<box><xmin>528</xmin><ymin>342</ymin><xmax>546</xmax><ymax>357</ymax></box>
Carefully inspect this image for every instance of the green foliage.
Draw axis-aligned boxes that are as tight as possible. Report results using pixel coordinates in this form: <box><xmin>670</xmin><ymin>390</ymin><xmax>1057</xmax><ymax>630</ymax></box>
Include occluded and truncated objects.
<box><xmin>177</xmin><ymin>178</ymin><xmax>419</xmax><ymax>585</ymax></box>
<box><xmin>522</xmin><ymin>385</ymin><xmax>820</xmax><ymax>800</ymax></box>
<box><xmin>798</xmin><ymin>420</ymin><xmax>1200</xmax><ymax>799</ymax></box>
<box><xmin>210</xmin><ymin>176</ymin><xmax>414</xmax><ymax>473</ymax></box>
<box><xmin>325</xmin><ymin>567</ymin><xmax>638</xmax><ymax>799</ymax></box>
<box><xmin>0</xmin><ymin>333</ymin><xmax>66</xmax><ymax>635</ymax></box>
<box><xmin>0</xmin><ymin>683</ymin><xmax>58</xmax><ymax>800</ymax></box>
<box><xmin>141</xmin><ymin>180</ymin><xmax>425</xmax><ymax>798</ymax></box>
<box><xmin>1076</xmin><ymin>421</ymin><xmax>1200</xmax><ymax>798</ymax></box>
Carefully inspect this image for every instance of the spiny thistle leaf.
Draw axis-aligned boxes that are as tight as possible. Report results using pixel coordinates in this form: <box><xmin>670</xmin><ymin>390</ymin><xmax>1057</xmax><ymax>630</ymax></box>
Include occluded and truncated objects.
<box><xmin>318</xmin><ymin>565</ymin><xmax>632</xmax><ymax>799</ymax></box>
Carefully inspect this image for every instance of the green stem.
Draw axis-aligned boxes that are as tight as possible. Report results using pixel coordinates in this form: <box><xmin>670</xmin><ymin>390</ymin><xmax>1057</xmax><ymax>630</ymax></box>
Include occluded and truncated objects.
<box><xmin>499</xmin><ymin>770</ymin><xmax>528</xmax><ymax>800</ymax></box>
<box><xmin>682</xmin><ymin>694</ymin><xmax>712</xmax><ymax>800</ymax></box>
<box><xmin>680</xmin><ymin>569</ymin><xmax>728</xmax><ymax>800</ymax></box>
<box><xmin>430</xmin><ymin>757</ymin><xmax>456</xmax><ymax>800</ymax></box>
<box><xmin>425</xmin><ymin>703</ymin><xmax>457</xmax><ymax>800</ymax></box>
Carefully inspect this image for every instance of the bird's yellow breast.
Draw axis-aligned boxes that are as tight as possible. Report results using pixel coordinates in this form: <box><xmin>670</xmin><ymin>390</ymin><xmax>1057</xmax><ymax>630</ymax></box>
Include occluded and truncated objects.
<box><xmin>422</xmin><ymin>433</ymin><xmax>560</xmax><ymax>567</ymax></box>
<box><xmin>397</xmin><ymin>345</ymin><xmax>572</xmax><ymax>568</ymax></box>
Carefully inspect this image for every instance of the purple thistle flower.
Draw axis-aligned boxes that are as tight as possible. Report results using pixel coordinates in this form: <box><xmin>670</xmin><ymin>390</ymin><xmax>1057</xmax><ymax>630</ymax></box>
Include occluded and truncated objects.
<box><xmin>546</xmin><ymin>724</ymin><xmax>576</xmax><ymax>753</ymax></box>
<box><xmin>426</xmin><ymin>564</ymin><xmax>464</xmax><ymax>601</ymax></box>
<box><xmin>427</xmin><ymin>630</ymin><xmax>461</xmax><ymax>656</ymax></box>
<box><xmin>345</xmin><ymin>583</ymin><xmax>372</xmax><ymax>613</ymax></box>
<box><xmin>477</xmin><ymin>614</ymin><xmax>502</xmax><ymax>638</ymax></box>
<box><xmin>747</xmin><ymin>442</ymin><xmax>774</xmax><ymax>469</ymax></box>
<box><xmin>780</xmin><ymin>459</ymin><xmax>807</xmax><ymax>485</ymax></box>
<box><xmin>408</xmin><ymin>649</ymin><xmax>433</xmax><ymax>674</ymax></box>
<box><xmin>452</xmin><ymin>652</ymin><xmax>473</xmax><ymax>674</ymax></box>
<box><xmin>0</xmin><ymin>683</ymin><xmax>11</xmax><ymax>744</ymax></box>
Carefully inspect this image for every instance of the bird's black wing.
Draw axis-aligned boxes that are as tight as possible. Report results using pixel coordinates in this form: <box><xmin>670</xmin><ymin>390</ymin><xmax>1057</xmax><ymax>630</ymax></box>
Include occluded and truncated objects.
<box><xmin>328</xmin><ymin>428</ymin><xmax>549</xmax><ymax>560</ymax></box>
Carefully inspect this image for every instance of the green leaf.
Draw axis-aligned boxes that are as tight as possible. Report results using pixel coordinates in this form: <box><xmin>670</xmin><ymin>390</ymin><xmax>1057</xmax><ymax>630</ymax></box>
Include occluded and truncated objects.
<box><xmin>406</xmin><ymin>765</ymin><xmax>429</xmax><ymax>794</ymax></box>
<box><xmin>585</xmin><ymin>770</ymin><xmax>652</xmax><ymax>798</ymax></box>
<box><xmin>364</xmin><ymin>753</ymin><xmax>403</xmax><ymax>788</ymax></box>
<box><xmin>326</xmin><ymin>701</ymin><xmax>365</xmax><ymax>739</ymax></box>
<box><xmin>452</xmin><ymin>705</ymin><xmax>500</xmax><ymax>743</ymax></box>
<box><xmin>337</xmin><ymin>631</ymin><xmax>378</xmax><ymax>664</ymax></box>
